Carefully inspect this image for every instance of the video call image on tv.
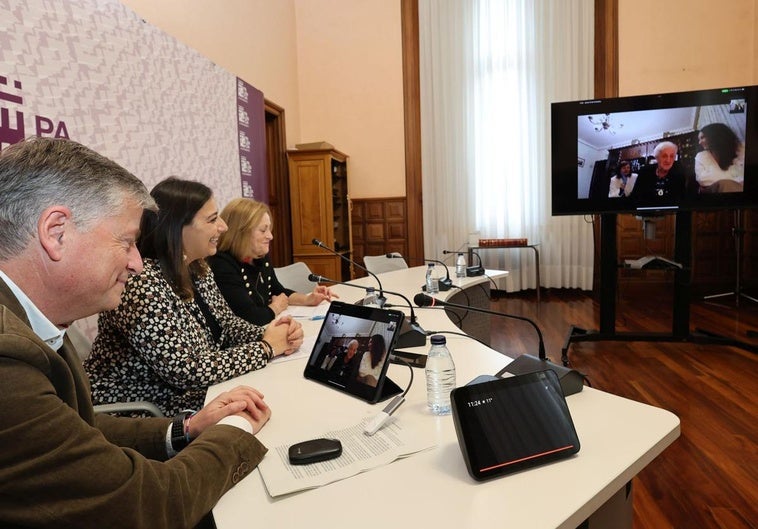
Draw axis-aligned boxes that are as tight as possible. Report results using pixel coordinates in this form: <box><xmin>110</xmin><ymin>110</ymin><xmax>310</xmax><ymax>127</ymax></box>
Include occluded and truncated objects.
<box><xmin>309</xmin><ymin>312</ymin><xmax>397</xmax><ymax>388</ymax></box>
<box><xmin>551</xmin><ymin>85</ymin><xmax>758</xmax><ymax>216</ymax></box>
<box><xmin>577</xmin><ymin>101</ymin><xmax>747</xmax><ymax>201</ymax></box>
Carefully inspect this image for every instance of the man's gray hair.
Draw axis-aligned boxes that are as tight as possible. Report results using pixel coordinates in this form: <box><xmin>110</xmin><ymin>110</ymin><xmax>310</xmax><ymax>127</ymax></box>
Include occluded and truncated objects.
<box><xmin>0</xmin><ymin>137</ymin><xmax>156</xmax><ymax>260</ymax></box>
<box><xmin>654</xmin><ymin>141</ymin><xmax>678</xmax><ymax>157</ymax></box>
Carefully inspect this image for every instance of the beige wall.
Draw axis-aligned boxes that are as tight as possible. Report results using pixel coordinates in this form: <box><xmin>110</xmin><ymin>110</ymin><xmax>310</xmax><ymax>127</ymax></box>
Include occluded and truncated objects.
<box><xmin>118</xmin><ymin>1</ymin><xmax>758</xmax><ymax>197</ymax></box>
<box><xmin>294</xmin><ymin>0</ymin><xmax>405</xmax><ymax>198</ymax></box>
<box><xmin>619</xmin><ymin>0</ymin><xmax>757</xmax><ymax>95</ymax></box>
<box><xmin>119</xmin><ymin>0</ymin><xmax>406</xmax><ymax>199</ymax></box>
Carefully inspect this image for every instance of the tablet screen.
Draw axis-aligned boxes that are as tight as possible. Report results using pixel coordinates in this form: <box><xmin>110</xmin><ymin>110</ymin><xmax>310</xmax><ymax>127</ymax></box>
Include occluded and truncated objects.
<box><xmin>304</xmin><ymin>301</ymin><xmax>405</xmax><ymax>403</ymax></box>
<box><xmin>451</xmin><ymin>370</ymin><xmax>580</xmax><ymax>481</ymax></box>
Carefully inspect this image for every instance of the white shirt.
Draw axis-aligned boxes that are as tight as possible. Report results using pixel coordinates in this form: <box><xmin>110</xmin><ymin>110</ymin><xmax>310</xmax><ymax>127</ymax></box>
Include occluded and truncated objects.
<box><xmin>695</xmin><ymin>144</ymin><xmax>744</xmax><ymax>187</ymax></box>
<box><xmin>608</xmin><ymin>172</ymin><xmax>638</xmax><ymax>197</ymax></box>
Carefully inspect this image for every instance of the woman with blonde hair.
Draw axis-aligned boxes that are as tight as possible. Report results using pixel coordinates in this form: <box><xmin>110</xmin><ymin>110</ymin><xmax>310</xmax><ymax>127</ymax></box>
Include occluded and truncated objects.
<box><xmin>208</xmin><ymin>197</ymin><xmax>337</xmax><ymax>325</ymax></box>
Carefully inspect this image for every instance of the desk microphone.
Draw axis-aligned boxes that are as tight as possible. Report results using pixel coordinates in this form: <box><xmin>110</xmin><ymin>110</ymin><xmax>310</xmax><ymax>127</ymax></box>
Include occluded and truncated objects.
<box><xmin>413</xmin><ymin>293</ymin><xmax>585</xmax><ymax>395</ymax></box>
<box><xmin>312</xmin><ymin>239</ymin><xmax>386</xmax><ymax>300</ymax></box>
<box><xmin>442</xmin><ymin>249</ymin><xmax>484</xmax><ymax>276</ymax></box>
<box><xmin>309</xmin><ymin>274</ymin><xmax>427</xmax><ymax>348</ymax></box>
<box><xmin>385</xmin><ymin>253</ymin><xmax>453</xmax><ymax>291</ymax></box>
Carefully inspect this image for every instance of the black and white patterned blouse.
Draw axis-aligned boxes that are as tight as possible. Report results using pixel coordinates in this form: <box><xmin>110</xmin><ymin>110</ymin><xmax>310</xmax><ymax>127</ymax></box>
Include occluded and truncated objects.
<box><xmin>85</xmin><ymin>258</ymin><xmax>269</xmax><ymax>416</ymax></box>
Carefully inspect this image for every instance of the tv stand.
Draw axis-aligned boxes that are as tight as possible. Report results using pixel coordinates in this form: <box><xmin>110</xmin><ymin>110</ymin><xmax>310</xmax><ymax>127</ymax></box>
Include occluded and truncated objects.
<box><xmin>561</xmin><ymin>212</ymin><xmax>757</xmax><ymax>366</ymax></box>
<box><xmin>703</xmin><ymin>209</ymin><xmax>758</xmax><ymax>307</ymax></box>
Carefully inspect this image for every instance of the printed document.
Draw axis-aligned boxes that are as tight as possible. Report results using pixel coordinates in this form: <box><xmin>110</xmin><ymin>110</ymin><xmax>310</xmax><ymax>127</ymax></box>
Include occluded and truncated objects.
<box><xmin>258</xmin><ymin>416</ymin><xmax>435</xmax><ymax>497</ymax></box>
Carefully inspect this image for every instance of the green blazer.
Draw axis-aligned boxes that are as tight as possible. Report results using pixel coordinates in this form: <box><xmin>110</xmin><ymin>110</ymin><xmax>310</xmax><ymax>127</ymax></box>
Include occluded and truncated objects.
<box><xmin>0</xmin><ymin>280</ymin><xmax>267</xmax><ymax>528</ymax></box>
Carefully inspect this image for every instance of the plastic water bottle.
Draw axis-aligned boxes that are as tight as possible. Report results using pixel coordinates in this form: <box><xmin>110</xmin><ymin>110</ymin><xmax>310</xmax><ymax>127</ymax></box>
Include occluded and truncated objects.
<box><xmin>455</xmin><ymin>252</ymin><xmax>467</xmax><ymax>278</ymax></box>
<box><xmin>425</xmin><ymin>335</ymin><xmax>456</xmax><ymax>415</ymax></box>
<box><xmin>363</xmin><ymin>287</ymin><xmax>380</xmax><ymax>308</ymax></box>
<box><xmin>425</xmin><ymin>263</ymin><xmax>439</xmax><ymax>294</ymax></box>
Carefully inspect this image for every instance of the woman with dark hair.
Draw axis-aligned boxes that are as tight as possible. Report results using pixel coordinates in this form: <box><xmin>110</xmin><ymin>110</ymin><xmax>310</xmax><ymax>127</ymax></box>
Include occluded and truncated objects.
<box><xmin>208</xmin><ymin>197</ymin><xmax>336</xmax><ymax>325</ymax></box>
<box><xmin>607</xmin><ymin>160</ymin><xmax>638</xmax><ymax>197</ymax></box>
<box><xmin>85</xmin><ymin>177</ymin><xmax>303</xmax><ymax>415</ymax></box>
<box><xmin>356</xmin><ymin>334</ymin><xmax>387</xmax><ymax>387</ymax></box>
<box><xmin>695</xmin><ymin>122</ymin><xmax>745</xmax><ymax>193</ymax></box>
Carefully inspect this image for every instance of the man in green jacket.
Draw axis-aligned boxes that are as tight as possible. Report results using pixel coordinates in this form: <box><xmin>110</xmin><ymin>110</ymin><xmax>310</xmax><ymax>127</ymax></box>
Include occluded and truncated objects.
<box><xmin>0</xmin><ymin>137</ymin><xmax>271</xmax><ymax>528</ymax></box>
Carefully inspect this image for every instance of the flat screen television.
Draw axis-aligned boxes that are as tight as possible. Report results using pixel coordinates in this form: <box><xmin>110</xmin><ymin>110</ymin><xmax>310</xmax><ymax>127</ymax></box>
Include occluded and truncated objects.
<box><xmin>551</xmin><ymin>85</ymin><xmax>758</xmax><ymax>216</ymax></box>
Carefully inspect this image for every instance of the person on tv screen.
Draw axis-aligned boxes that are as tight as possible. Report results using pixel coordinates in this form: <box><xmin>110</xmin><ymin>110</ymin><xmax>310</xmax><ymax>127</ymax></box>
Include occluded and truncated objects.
<box><xmin>608</xmin><ymin>160</ymin><xmax>638</xmax><ymax>197</ymax></box>
<box><xmin>695</xmin><ymin>123</ymin><xmax>744</xmax><ymax>193</ymax></box>
<box><xmin>629</xmin><ymin>141</ymin><xmax>687</xmax><ymax>202</ymax></box>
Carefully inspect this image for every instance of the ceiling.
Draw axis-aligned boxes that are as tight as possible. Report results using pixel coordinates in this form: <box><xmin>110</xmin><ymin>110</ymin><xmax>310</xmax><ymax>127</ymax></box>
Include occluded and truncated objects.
<box><xmin>577</xmin><ymin>107</ymin><xmax>699</xmax><ymax>151</ymax></box>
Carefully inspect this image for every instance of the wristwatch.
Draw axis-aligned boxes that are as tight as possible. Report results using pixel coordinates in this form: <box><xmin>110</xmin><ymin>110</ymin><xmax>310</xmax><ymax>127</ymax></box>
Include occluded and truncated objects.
<box><xmin>170</xmin><ymin>410</ymin><xmax>195</xmax><ymax>452</ymax></box>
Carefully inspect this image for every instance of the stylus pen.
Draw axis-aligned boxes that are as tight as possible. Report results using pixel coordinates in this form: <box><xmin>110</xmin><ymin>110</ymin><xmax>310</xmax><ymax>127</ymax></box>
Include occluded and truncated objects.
<box><xmin>364</xmin><ymin>395</ymin><xmax>406</xmax><ymax>436</ymax></box>
<box><xmin>383</xmin><ymin>395</ymin><xmax>406</xmax><ymax>416</ymax></box>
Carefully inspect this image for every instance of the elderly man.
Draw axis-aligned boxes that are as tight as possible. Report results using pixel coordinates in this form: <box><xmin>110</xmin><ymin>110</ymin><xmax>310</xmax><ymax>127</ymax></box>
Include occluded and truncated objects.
<box><xmin>330</xmin><ymin>338</ymin><xmax>363</xmax><ymax>380</ymax></box>
<box><xmin>0</xmin><ymin>137</ymin><xmax>270</xmax><ymax>528</ymax></box>
<box><xmin>629</xmin><ymin>141</ymin><xmax>688</xmax><ymax>203</ymax></box>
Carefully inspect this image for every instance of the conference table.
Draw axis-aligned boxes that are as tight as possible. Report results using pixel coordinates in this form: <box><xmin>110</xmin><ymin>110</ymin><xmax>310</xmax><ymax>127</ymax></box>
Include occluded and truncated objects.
<box><xmin>207</xmin><ymin>266</ymin><xmax>680</xmax><ymax>529</ymax></box>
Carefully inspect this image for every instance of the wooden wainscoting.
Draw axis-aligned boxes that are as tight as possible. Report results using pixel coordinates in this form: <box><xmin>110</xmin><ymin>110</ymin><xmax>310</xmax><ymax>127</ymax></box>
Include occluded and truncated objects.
<box><xmin>605</xmin><ymin>210</ymin><xmax>758</xmax><ymax>299</ymax></box>
<box><xmin>351</xmin><ymin>197</ymin><xmax>408</xmax><ymax>277</ymax></box>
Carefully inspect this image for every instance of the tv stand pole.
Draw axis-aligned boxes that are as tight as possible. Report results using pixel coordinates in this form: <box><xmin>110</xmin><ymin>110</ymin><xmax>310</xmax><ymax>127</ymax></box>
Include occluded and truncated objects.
<box><xmin>561</xmin><ymin>212</ymin><xmax>757</xmax><ymax>366</ymax></box>
<box><xmin>703</xmin><ymin>209</ymin><xmax>758</xmax><ymax>307</ymax></box>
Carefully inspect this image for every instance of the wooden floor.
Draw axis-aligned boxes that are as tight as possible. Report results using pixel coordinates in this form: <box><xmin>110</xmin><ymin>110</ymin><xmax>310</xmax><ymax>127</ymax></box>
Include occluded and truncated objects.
<box><xmin>488</xmin><ymin>287</ymin><xmax>758</xmax><ymax>529</ymax></box>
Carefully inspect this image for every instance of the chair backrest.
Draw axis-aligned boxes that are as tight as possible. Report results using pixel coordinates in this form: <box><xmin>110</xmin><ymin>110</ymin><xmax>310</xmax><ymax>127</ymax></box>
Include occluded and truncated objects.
<box><xmin>67</xmin><ymin>322</ymin><xmax>94</xmax><ymax>363</ymax></box>
<box><xmin>274</xmin><ymin>261</ymin><xmax>317</xmax><ymax>293</ymax></box>
<box><xmin>363</xmin><ymin>253</ymin><xmax>409</xmax><ymax>275</ymax></box>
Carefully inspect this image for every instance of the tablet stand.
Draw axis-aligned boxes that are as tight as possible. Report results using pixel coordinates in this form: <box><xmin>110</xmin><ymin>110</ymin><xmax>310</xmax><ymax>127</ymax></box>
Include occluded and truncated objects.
<box><xmin>376</xmin><ymin>376</ymin><xmax>403</xmax><ymax>403</ymax></box>
<box><xmin>561</xmin><ymin>212</ymin><xmax>758</xmax><ymax>366</ymax></box>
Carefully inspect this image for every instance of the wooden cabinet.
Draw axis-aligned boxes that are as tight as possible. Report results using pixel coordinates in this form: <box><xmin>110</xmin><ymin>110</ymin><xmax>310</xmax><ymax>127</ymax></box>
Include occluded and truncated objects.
<box><xmin>287</xmin><ymin>148</ymin><xmax>352</xmax><ymax>281</ymax></box>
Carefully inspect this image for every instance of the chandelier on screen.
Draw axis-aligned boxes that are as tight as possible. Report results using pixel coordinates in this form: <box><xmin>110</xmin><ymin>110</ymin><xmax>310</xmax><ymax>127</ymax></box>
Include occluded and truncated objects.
<box><xmin>588</xmin><ymin>113</ymin><xmax>623</xmax><ymax>134</ymax></box>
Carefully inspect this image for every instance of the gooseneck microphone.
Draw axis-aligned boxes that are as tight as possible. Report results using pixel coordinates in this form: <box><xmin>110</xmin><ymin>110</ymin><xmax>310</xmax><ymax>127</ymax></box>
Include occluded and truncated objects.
<box><xmin>309</xmin><ymin>274</ymin><xmax>427</xmax><ymax>348</ymax></box>
<box><xmin>414</xmin><ymin>293</ymin><xmax>546</xmax><ymax>360</ymax></box>
<box><xmin>385</xmin><ymin>253</ymin><xmax>453</xmax><ymax>291</ymax></box>
<box><xmin>413</xmin><ymin>293</ymin><xmax>585</xmax><ymax>395</ymax></box>
<box><xmin>313</xmin><ymin>238</ymin><xmax>386</xmax><ymax>300</ymax></box>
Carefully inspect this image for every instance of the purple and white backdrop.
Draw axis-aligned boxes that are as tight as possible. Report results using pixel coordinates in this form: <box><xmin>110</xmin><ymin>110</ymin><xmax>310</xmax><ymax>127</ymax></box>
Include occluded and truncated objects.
<box><xmin>0</xmin><ymin>0</ymin><xmax>267</xmax><ymax>337</ymax></box>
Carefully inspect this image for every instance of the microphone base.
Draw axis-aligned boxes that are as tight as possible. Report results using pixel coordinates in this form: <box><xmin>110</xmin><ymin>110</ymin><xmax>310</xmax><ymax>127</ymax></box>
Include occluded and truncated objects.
<box><xmin>466</xmin><ymin>266</ymin><xmax>485</xmax><ymax>276</ymax></box>
<box><xmin>396</xmin><ymin>318</ymin><xmax>428</xmax><ymax>348</ymax></box>
<box><xmin>421</xmin><ymin>282</ymin><xmax>452</xmax><ymax>293</ymax></box>
<box><xmin>496</xmin><ymin>354</ymin><xmax>585</xmax><ymax>396</ymax></box>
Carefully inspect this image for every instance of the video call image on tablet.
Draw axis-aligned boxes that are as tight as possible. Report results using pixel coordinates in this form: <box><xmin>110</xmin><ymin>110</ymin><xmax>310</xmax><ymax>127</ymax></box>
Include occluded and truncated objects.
<box><xmin>304</xmin><ymin>301</ymin><xmax>404</xmax><ymax>403</ymax></box>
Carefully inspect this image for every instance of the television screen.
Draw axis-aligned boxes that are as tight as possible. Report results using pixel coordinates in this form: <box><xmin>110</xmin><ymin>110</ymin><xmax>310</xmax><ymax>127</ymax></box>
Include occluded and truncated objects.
<box><xmin>551</xmin><ymin>85</ymin><xmax>758</xmax><ymax>216</ymax></box>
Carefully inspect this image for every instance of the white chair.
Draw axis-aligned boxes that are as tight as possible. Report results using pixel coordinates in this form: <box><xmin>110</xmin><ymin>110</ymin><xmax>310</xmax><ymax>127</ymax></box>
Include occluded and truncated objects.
<box><xmin>363</xmin><ymin>253</ymin><xmax>409</xmax><ymax>275</ymax></box>
<box><xmin>274</xmin><ymin>261</ymin><xmax>317</xmax><ymax>293</ymax></box>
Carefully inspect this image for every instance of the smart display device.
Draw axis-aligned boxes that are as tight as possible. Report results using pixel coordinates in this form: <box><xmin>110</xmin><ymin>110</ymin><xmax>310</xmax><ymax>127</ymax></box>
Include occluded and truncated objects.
<box><xmin>451</xmin><ymin>370</ymin><xmax>581</xmax><ymax>481</ymax></box>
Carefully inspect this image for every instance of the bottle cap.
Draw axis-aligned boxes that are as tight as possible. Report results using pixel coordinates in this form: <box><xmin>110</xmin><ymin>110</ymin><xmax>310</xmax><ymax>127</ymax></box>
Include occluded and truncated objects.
<box><xmin>430</xmin><ymin>334</ymin><xmax>446</xmax><ymax>345</ymax></box>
